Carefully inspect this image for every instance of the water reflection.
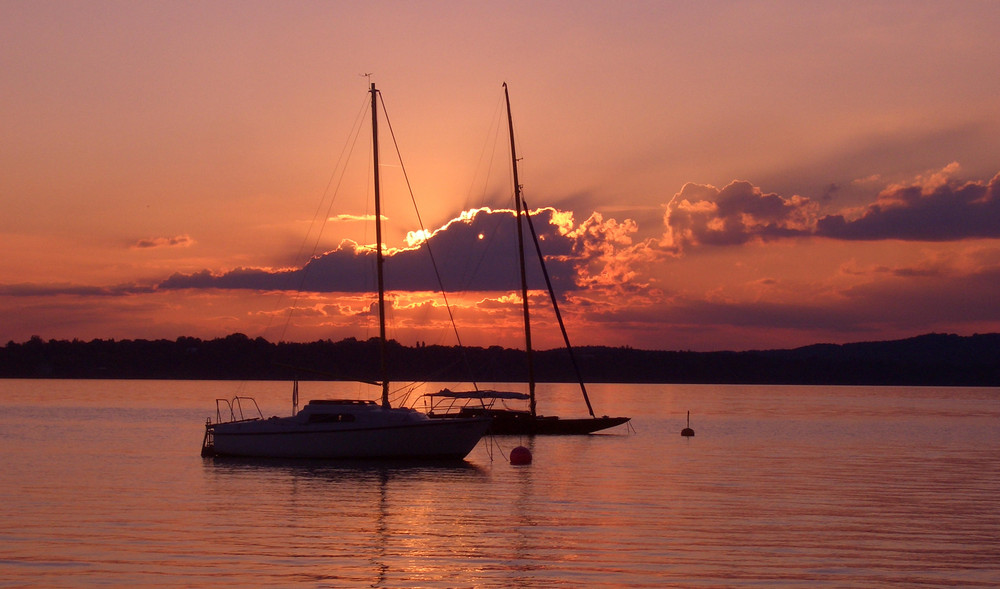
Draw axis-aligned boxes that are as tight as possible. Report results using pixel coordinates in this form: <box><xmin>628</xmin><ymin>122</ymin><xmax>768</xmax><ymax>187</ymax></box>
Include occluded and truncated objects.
<box><xmin>202</xmin><ymin>455</ymin><xmax>486</xmax><ymax>477</ymax></box>
<box><xmin>200</xmin><ymin>454</ymin><xmax>493</xmax><ymax>587</ymax></box>
<box><xmin>506</xmin><ymin>437</ymin><xmax>539</xmax><ymax>587</ymax></box>
<box><xmin>371</xmin><ymin>469</ymin><xmax>389</xmax><ymax>588</ymax></box>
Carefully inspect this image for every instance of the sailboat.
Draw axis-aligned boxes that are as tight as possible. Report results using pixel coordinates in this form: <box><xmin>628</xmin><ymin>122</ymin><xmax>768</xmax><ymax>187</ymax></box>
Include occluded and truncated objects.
<box><xmin>200</xmin><ymin>83</ymin><xmax>492</xmax><ymax>459</ymax></box>
<box><xmin>425</xmin><ymin>83</ymin><xmax>630</xmax><ymax>435</ymax></box>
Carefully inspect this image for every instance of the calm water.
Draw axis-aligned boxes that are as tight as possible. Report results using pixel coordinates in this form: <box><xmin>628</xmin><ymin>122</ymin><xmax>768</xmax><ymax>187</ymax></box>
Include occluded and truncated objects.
<box><xmin>1</xmin><ymin>379</ymin><xmax>997</xmax><ymax>587</ymax></box>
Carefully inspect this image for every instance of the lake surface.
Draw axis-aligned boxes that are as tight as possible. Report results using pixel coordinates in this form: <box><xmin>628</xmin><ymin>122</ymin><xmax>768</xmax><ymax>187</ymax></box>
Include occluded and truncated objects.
<box><xmin>1</xmin><ymin>379</ymin><xmax>998</xmax><ymax>587</ymax></box>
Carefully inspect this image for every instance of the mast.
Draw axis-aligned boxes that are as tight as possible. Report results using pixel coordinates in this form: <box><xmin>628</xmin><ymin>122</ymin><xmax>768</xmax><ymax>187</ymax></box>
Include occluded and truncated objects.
<box><xmin>520</xmin><ymin>198</ymin><xmax>597</xmax><ymax>418</ymax></box>
<box><xmin>504</xmin><ymin>82</ymin><xmax>536</xmax><ymax>417</ymax></box>
<box><xmin>371</xmin><ymin>82</ymin><xmax>390</xmax><ymax>409</ymax></box>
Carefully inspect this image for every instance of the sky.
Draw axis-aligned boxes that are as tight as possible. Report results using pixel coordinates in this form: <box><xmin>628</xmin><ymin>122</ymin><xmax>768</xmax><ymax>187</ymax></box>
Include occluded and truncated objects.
<box><xmin>3</xmin><ymin>0</ymin><xmax>1000</xmax><ymax>352</ymax></box>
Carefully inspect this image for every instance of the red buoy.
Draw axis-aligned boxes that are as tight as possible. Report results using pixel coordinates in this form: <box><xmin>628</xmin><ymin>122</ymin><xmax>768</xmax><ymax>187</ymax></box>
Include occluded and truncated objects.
<box><xmin>509</xmin><ymin>446</ymin><xmax>532</xmax><ymax>465</ymax></box>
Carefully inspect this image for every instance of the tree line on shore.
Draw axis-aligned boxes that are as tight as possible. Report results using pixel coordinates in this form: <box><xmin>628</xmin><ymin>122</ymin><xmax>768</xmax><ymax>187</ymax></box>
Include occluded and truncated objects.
<box><xmin>2</xmin><ymin>332</ymin><xmax>998</xmax><ymax>386</ymax></box>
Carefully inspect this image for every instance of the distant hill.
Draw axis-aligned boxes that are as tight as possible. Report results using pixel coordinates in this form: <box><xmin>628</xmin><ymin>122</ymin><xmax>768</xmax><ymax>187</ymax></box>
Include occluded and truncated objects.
<box><xmin>1</xmin><ymin>332</ymin><xmax>998</xmax><ymax>386</ymax></box>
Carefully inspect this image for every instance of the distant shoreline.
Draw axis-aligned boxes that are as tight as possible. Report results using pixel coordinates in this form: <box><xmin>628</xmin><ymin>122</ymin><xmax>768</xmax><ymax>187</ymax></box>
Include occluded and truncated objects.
<box><xmin>2</xmin><ymin>332</ymin><xmax>998</xmax><ymax>386</ymax></box>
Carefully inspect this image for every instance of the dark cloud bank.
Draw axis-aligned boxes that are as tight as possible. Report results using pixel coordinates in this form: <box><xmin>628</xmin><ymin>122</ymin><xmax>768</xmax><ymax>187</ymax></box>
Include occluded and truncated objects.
<box><xmin>158</xmin><ymin>208</ymin><xmax>577</xmax><ymax>294</ymax></box>
<box><xmin>667</xmin><ymin>170</ymin><xmax>1000</xmax><ymax>249</ymax></box>
<box><xmin>816</xmin><ymin>173</ymin><xmax>1000</xmax><ymax>241</ymax></box>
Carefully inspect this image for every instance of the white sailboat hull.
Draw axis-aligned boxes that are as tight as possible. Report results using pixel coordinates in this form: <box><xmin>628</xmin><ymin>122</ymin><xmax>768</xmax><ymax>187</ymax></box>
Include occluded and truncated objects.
<box><xmin>208</xmin><ymin>403</ymin><xmax>490</xmax><ymax>459</ymax></box>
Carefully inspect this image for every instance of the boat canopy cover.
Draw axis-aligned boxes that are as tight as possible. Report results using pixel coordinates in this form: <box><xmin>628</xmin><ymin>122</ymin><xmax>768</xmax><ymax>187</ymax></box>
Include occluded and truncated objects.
<box><xmin>427</xmin><ymin>389</ymin><xmax>531</xmax><ymax>400</ymax></box>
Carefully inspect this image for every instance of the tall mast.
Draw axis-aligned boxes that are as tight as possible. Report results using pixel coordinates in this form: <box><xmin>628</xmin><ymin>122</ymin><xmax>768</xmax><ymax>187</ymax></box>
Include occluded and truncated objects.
<box><xmin>504</xmin><ymin>82</ymin><xmax>536</xmax><ymax>417</ymax></box>
<box><xmin>371</xmin><ymin>83</ymin><xmax>390</xmax><ymax>409</ymax></box>
<box><xmin>521</xmin><ymin>197</ymin><xmax>597</xmax><ymax>418</ymax></box>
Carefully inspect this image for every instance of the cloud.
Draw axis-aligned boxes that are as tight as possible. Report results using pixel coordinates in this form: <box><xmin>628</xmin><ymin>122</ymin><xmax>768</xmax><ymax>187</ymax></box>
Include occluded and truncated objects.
<box><xmin>158</xmin><ymin>267</ymin><xmax>294</xmax><ymax>291</ymax></box>
<box><xmin>663</xmin><ymin>180</ymin><xmax>816</xmax><ymax>250</ymax></box>
<box><xmin>132</xmin><ymin>235</ymin><xmax>194</xmax><ymax>249</ymax></box>
<box><xmin>815</xmin><ymin>165</ymin><xmax>1000</xmax><ymax>241</ymax></box>
<box><xmin>0</xmin><ymin>283</ymin><xmax>155</xmax><ymax>296</ymax></box>
<box><xmin>566</xmin><ymin>212</ymin><xmax>658</xmax><ymax>289</ymax></box>
<box><xmin>156</xmin><ymin>207</ymin><xmax>590</xmax><ymax>294</ymax></box>
<box><xmin>330</xmin><ymin>214</ymin><xmax>383</xmax><ymax>223</ymax></box>
<box><xmin>663</xmin><ymin>166</ymin><xmax>1000</xmax><ymax>250</ymax></box>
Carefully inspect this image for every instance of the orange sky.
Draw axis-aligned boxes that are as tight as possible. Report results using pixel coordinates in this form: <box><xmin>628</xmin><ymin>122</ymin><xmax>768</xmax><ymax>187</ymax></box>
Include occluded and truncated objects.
<box><xmin>3</xmin><ymin>1</ymin><xmax>1000</xmax><ymax>351</ymax></box>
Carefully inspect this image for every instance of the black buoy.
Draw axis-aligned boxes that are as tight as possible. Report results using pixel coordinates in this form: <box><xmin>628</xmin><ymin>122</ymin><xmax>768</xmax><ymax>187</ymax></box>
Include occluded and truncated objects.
<box><xmin>681</xmin><ymin>410</ymin><xmax>695</xmax><ymax>437</ymax></box>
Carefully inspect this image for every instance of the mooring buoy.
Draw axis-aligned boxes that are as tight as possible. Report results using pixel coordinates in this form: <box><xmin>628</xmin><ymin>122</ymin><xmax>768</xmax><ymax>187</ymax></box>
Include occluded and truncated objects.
<box><xmin>509</xmin><ymin>445</ymin><xmax>532</xmax><ymax>465</ymax></box>
<box><xmin>681</xmin><ymin>410</ymin><xmax>695</xmax><ymax>437</ymax></box>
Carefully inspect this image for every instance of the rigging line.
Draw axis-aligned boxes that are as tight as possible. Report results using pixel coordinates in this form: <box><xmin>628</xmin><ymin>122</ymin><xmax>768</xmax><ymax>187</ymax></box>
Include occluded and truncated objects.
<box><xmin>462</xmin><ymin>104</ymin><xmax>509</xmax><ymax>293</ymax></box>
<box><xmin>275</xmin><ymin>93</ymin><xmax>372</xmax><ymax>342</ymax></box>
<box><xmin>465</xmin><ymin>94</ymin><xmax>506</xmax><ymax>212</ymax></box>
<box><xmin>312</xmin><ymin>95</ymin><xmax>373</xmax><ymax>260</ymax></box>
<box><xmin>469</xmin><ymin>104</ymin><xmax>520</xmax><ymax>305</ymax></box>
<box><xmin>466</xmin><ymin>200</ymin><xmax>511</xmax><ymax>295</ymax></box>
<box><xmin>377</xmin><ymin>92</ymin><xmax>479</xmax><ymax>391</ymax></box>
<box><xmin>226</xmin><ymin>94</ymin><xmax>368</xmax><ymax>396</ymax></box>
<box><xmin>520</xmin><ymin>194</ymin><xmax>597</xmax><ymax>418</ymax></box>
<box><xmin>436</xmin><ymin>98</ymin><xmax>508</xmax><ymax>296</ymax></box>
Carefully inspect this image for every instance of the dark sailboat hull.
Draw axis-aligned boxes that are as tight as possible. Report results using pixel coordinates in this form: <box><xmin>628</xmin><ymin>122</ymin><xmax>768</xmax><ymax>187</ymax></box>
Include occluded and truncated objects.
<box><xmin>448</xmin><ymin>408</ymin><xmax>630</xmax><ymax>435</ymax></box>
<box><xmin>422</xmin><ymin>86</ymin><xmax>631</xmax><ymax>437</ymax></box>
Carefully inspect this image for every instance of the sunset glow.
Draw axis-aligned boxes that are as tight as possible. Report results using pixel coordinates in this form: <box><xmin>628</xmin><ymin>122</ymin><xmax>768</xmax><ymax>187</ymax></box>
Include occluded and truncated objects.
<box><xmin>3</xmin><ymin>1</ymin><xmax>1000</xmax><ymax>351</ymax></box>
